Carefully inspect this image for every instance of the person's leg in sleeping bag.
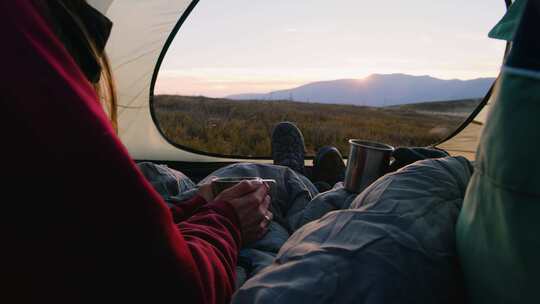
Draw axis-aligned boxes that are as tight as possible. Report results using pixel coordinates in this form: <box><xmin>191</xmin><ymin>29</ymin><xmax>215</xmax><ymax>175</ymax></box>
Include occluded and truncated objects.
<box><xmin>137</xmin><ymin>122</ymin><xmax>350</xmax><ymax>288</ymax></box>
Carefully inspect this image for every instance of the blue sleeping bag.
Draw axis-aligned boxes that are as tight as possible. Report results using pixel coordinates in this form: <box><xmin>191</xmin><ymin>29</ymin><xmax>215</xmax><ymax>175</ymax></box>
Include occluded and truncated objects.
<box><xmin>232</xmin><ymin>156</ymin><xmax>472</xmax><ymax>304</ymax></box>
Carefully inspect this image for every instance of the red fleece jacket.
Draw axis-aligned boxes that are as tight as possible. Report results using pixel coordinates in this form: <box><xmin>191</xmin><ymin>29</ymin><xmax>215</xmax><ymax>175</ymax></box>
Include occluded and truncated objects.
<box><xmin>0</xmin><ymin>2</ymin><xmax>241</xmax><ymax>303</ymax></box>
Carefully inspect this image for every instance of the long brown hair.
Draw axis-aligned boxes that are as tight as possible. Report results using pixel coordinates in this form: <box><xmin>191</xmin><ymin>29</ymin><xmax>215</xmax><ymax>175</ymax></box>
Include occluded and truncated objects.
<box><xmin>36</xmin><ymin>0</ymin><xmax>118</xmax><ymax>133</ymax></box>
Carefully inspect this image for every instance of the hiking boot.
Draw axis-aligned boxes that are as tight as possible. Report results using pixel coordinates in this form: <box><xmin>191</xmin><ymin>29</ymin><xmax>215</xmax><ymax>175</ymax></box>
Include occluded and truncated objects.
<box><xmin>313</xmin><ymin>146</ymin><xmax>346</xmax><ymax>187</ymax></box>
<box><xmin>271</xmin><ymin>122</ymin><xmax>306</xmax><ymax>174</ymax></box>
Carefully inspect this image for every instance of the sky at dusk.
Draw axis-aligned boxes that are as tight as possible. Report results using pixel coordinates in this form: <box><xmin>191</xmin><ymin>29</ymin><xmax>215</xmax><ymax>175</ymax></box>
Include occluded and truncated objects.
<box><xmin>155</xmin><ymin>0</ymin><xmax>507</xmax><ymax>97</ymax></box>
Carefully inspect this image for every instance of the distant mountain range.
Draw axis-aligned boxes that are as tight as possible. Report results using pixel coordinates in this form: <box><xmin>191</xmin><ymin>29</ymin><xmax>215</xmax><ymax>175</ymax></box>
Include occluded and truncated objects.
<box><xmin>226</xmin><ymin>73</ymin><xmax>495</xmax><ymax>107</ymax></box>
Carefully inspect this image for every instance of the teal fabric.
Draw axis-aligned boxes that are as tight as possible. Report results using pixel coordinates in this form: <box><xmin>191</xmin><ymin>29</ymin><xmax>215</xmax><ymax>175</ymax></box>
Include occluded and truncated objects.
<box><xmin>488</xmin><ymin>0</ymin><xmax>527</xmax><ymax>41</ymax></box>
<box><xmin>457</xmin><ymin>1</ymin><xmax>540</xmax><ymax>303</ymax></box>
<box><xmin>457</xmin><ymin>2</ymin><xmax>540</xmax><ymax>302</ymax></box>
<box><xmin>456</xmin><ymin>72</ymin><xmax>540</xmax><ymax>303</ymax></box>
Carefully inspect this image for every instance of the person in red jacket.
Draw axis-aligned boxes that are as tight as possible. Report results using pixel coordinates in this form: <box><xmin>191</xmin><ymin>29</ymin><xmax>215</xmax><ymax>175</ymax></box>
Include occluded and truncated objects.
<box><xmin>0</xmin><ymin>1</ymin><xmax>272</xmax><ymax>303</ymax></box>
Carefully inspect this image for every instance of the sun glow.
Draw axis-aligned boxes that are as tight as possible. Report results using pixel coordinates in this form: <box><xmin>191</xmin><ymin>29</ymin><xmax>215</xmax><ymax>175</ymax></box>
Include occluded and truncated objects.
<box><xmin>155</xmin><ymin>0</ymin><xmax>505</xmax><ymax>98</ymax></box>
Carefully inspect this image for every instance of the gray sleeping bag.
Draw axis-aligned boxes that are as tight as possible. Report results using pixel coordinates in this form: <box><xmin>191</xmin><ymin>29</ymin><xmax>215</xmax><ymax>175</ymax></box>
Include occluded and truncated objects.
<box><xmin>232</xmin><ymin>156</ymin><xmax>472</xmax><ymax>304</ymax></box>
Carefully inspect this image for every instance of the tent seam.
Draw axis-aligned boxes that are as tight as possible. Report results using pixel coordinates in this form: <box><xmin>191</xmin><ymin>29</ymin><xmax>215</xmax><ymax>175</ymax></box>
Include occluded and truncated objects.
<box><xmin>502</xmin><ymin>65</ymin><xmax>540</xmax><ymax>80</ymax></box>
<box><xmin>473</xmin><ymin>168</ymin><xmax>540</xmax><ymax>198</ymax></box>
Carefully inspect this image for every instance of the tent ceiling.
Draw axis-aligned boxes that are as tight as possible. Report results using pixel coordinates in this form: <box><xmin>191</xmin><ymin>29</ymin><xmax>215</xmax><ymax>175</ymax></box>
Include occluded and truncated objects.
<box><xmin>89</xmin><ymin>0</ymin><xmax>245</xmax><ymax>162</ymax></box>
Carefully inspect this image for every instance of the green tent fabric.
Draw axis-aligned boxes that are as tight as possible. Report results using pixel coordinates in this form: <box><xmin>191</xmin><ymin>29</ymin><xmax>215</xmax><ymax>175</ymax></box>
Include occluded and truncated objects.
<box><xmin>456</xmin><ymin>1</ymin><xmax>540</xmax><ymax>303</ymax></box>
<box><xmin>488</xmin><ymin>0</ymin><xmax>527</xmax><ymax>41</ymax></box>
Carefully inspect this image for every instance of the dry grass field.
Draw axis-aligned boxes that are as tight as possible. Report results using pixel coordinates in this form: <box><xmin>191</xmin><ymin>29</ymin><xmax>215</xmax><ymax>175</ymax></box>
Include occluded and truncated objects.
<box><xmin>153</xmin><ymin>95</ymin><xmax>480</xmax><ymax>157</ymax></box>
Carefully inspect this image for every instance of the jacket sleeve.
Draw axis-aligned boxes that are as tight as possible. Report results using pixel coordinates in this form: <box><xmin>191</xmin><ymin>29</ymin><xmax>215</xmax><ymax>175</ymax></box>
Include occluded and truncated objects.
<box><xmin>1</xmin><ymin>2</ymin><xmax>240</xmax><ymax>303</ymax></box>
<box><xmin>170</xmin><ymin>195</ymin><xmax>208</xmax><ymax>222</ymax></box>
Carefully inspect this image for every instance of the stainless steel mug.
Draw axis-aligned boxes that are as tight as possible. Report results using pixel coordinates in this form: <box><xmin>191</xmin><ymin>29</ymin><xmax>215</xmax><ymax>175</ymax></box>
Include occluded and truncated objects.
<box><xmin>344</xmin><ymin>140</ymin><xmax>394</xmax><ymax>193</ymax></box>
